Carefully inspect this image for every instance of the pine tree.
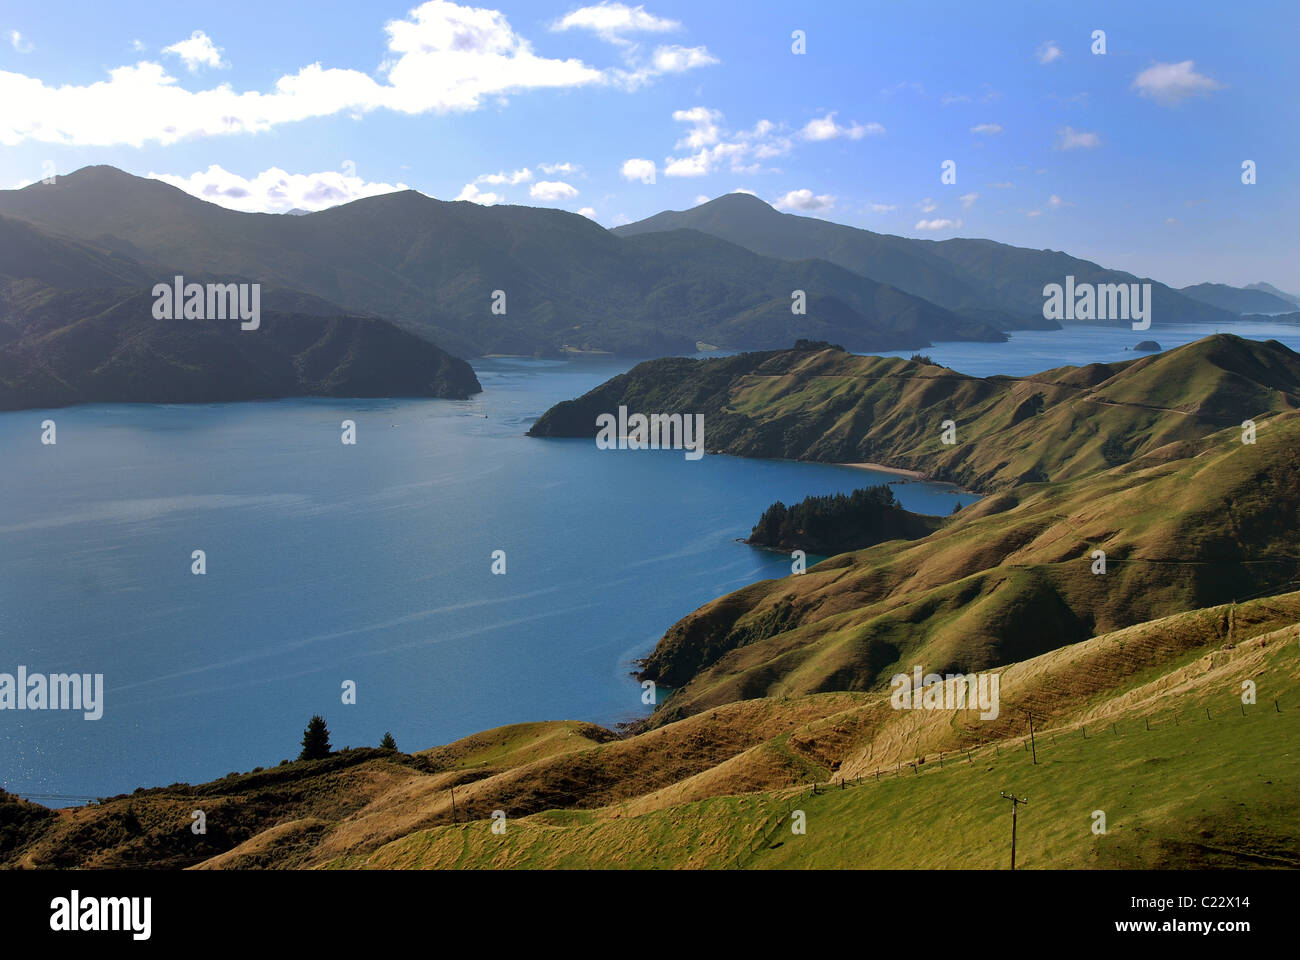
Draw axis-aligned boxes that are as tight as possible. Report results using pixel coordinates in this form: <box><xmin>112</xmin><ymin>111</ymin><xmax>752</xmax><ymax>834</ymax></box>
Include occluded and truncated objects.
<box><xmin>299</xmin><ymin>715</ymin><xmax>332</xmax><ymax>761</ymax></box>
<box><xmin>379</xmin><ymin>731</ymin><xmax>397</xmax><ymax>751</ymax></box>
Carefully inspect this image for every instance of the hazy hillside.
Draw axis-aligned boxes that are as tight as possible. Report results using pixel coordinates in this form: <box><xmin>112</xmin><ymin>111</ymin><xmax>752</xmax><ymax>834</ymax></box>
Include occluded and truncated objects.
<box><xmin>614</xmin><ymin>193</ymin><xmax>1237</xmax><ymax>328</ymax></box>
<box><xmin>0</xmin><ymin>167</ymin><xmax>1006</xmax><ymax>357</ymax></box>
<box><xmin>1245</xmin><ymin>282</ymin><xmax>1300</xmax><ymax>307</ymax></box>
<box><xmin>1180</xmin><ymin>282</ymin><xmax>1298</xmax><ymax>315</ymax></box>
<box><xmin>0</xmin><ymin>215</ymin><xmax>482</xmax><ymax>407</ymax></box>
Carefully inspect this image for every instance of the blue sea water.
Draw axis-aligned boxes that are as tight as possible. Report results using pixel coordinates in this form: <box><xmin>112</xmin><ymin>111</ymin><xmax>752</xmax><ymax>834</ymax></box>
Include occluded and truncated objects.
<box><xmin>3</xmin><ymin>321</ymin><xmax>1298</xmax><ymax>802</ymax></box>
<box><xmin>0</xmin><ymin>357</ymin><xmax>973</xmax><ymax>801</ymax></box>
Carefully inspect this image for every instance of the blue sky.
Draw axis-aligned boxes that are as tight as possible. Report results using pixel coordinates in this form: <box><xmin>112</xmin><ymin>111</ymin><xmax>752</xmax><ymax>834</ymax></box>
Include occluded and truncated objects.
<box><xmin>2</xmin><ymin>0</ymin><xmax>1296</xmax><ymax>288</ymax></box>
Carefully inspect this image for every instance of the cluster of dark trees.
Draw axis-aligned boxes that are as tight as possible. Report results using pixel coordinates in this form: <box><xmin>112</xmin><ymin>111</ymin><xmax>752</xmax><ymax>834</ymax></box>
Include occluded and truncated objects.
<box><xmin>297</xmin><ymin>716</ymin><xmax>396</xmax><ymax>761</ymax></box>
<box><xmin>748</xmin><ymin>484</ymin><xmax>941</xmax><ymax>555</ymax></box>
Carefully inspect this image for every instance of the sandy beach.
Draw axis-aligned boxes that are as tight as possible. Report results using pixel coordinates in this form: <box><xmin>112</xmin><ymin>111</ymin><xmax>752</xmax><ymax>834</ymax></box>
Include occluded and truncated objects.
<box><xmin>837</xmin><ymin>461</ymin><xmax>929</xmax><ymax>481</ymax></box>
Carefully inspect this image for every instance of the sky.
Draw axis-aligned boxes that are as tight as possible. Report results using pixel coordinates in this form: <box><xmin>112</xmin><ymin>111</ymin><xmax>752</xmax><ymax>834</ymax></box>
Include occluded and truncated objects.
<box><xmin>1</xmin><ymin>0</ymin><xmax>1297</xmax><ymax>289</ymax></box>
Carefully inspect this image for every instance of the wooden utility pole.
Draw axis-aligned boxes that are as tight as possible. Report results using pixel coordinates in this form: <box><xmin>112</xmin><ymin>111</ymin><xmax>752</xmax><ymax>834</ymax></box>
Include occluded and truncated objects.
<box><xmin>1027</xmin><ymin>714</ymin><xmax>1038</xmax><ymax>765</ymax></box>
<box><xmin>450</xmin><ymin>784</ymin><xmax>458</xmax><ymax>823</ymax></box>
<box><xmin>1000</xmin><ymin>792</ymin><xmax>1029</xmax><ymax>870</ymax></box>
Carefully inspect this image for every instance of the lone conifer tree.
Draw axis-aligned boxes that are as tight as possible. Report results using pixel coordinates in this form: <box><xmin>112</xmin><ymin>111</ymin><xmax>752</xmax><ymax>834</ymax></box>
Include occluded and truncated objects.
<box><xmin>379</xmin><ymin>731</ymin><xmax>397</xmax><ymax>751</ymax></box>
<box><xmin>299</xmin><ymin>715</ymin><xmax>332</xmax><ymax>761</ymax></box>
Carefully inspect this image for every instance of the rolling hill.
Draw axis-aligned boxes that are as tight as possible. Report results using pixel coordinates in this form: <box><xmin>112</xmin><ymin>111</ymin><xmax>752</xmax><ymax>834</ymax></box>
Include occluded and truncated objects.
<box><xmin>5</xmin><ymin>591</ymin><xmax>1296</xmax><ymax>869</ymax></box>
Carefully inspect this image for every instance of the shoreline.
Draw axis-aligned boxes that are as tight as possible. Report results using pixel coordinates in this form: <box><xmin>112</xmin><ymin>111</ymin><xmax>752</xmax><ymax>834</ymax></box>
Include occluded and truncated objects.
<box><xmin>836</xmin><ymin>461</ymin><xmax>929</xmax><ymax>481</ymax></box>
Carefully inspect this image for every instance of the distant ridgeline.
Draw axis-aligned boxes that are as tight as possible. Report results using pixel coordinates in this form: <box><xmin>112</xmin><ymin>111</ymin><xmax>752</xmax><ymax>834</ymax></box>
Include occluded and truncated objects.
<box><xmin>748</xmin><ymin>484</ymin><xmax>943</xmax><ymax>555</ymax></box>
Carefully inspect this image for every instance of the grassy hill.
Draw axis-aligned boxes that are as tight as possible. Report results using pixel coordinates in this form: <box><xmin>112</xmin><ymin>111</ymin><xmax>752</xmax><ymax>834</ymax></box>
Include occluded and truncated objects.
<box><xmin>6</xmin><ymin>593</ymin><xmax>1295</xmax><ymax>869</ymax></box>
<box><xmin>529</xmin><ymin>334</ymin><xmax>1300</xmax><ymax>492</ymax></box>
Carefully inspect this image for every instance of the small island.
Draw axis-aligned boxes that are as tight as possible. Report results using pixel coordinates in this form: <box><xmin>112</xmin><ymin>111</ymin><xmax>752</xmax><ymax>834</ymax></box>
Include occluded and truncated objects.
<box><xmin>1133</xmin><ymin>340</ymin><xmax>1162</xmax><ymax>351</ymax></box>
<box><xmin>747</xmin><ymin>484</ymin><xmax>944</xmax><ymax>556</ymax></box>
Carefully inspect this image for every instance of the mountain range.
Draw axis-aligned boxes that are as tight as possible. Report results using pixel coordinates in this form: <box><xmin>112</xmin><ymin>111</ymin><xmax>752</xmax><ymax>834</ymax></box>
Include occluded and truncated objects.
<box><xmin>1</xmin><ymin>166</ymin><xmax>1290</xmax><ymax>411</ymax></box>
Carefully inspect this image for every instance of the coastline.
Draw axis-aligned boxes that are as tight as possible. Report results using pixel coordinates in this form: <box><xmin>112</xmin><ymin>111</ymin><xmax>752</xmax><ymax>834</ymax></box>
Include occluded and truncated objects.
<box><xmin>837</xmin><ymin>461</ymin><xmax>929</xmax><ymax>481</ymax></box>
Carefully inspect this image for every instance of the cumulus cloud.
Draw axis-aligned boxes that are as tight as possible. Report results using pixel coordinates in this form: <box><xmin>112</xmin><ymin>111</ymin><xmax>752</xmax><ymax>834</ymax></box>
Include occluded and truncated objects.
<box><xmin>10</xmin><ymin>30</ymin><xmax>34</xmax><ymax>54</ymax></box>
<box><xmin>918</xmin><ymin>197</ymin><xmax>937</xmax><ymax>213</ymax></box>
<box><xmin>551</xmin><ymin>2</ymin><xmax>680</xmax><ymax>42</ymax></box>
<box><xmin>774</xmin><ymin>188</ymin><xmax>833</xmax><ymax>211</ymax></box>
<box><xmin>530</xmin><ymin>180</ymin><xmax>578</xmax><ymax>201</ymax></box>
<box><xmin>1056</xmin><ymin>126</ymin><xmax>1100</xmax><ymax>150</ymax></box>
<box><xmin>650</xmin><ymin>45</ymin><xmax>717</xmax><ymax>73</ymax></box>
<box><xmin>959</xmin><ymin>192</ymin><xmax>979</xmax><ymax>209</ymax></box>
<box><xmin>163</xmin><ymin>30</ymin><xmax>227</xmax><ymax>72</ymax></box>
<box><xmin>1037</xmin><ymin>41</ymin><xmax>1063</xmax><ymax>65</ymax></box>
<box><xmin>539</xmin><ymin>161</ymin><xmax>580</xmax><ymax>175</ymax></box>
<box><xmin>552</xmin><ymin>4</ymin><xmax>715</xmax><ymax>87</ymax></box>
<box><xmin>0</xmin><ymin>1</ymin><xmax>625</xmax><ymax>146</ymax></box>
<box><xmin>620</xmin><ymin>158</ymin><xmax>657</xmax><ymax>183</ymax></box>
<box><xmin>577</xmin><ymin>206</ymin><xmax>597</xmax><ymax>218</ymax></box>
<box><xmin>1132</xmin><ymin>60</ymin><xmax>1223</xmax><ymax>105</ymax></box>
<box><xmin>915</xmin><ymin>218</ymin><xmax>961</xmax><ymax>230</ymax></box>
<box><xmin>970</xmin><ymin>123</ymin><xmax>1002</xmax><ymax>135</ymax></box>
<box><xmin>455</xmin><ymin>182</ymin><xmax>503</xmax><ymax>204</ymax></box>
<box><xmin>149</xmin><ymin>164</ymin><xmax>409</xmax><ymax>213</ymax></box>
<box><xmin>800</xmin><ymin>112</ymin><xmax>884</xmax><ymax>141</ymax></box>
<box><xmin>477</xmin><ymin>168</ymin><xmax>533</xmax><ymax>185</ymax></box>
<box><xmin>664</xmin><ymin>108</ymin><xmax>790</xmax><ymax>177</ymax></box>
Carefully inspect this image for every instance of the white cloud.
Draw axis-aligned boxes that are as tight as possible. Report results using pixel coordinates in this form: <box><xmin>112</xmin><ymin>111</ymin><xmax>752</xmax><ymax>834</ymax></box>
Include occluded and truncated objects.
<box><xmin>694</xmin><ymin>195</ymin><xmax>710</xmax><ymax>205</ymax></box>
<box><xmin>552</xmin><ymin>3</ymin><xmax>713</xmax><ymax>86</ymax></box>
<box><xmin>1132</xmin><ymin>60</ymin><xmax>1223</xmax><ymax>105</ymax></box>
<box><xmin>959</xmin><ymin>192</ymin><xmax>979</xmax><ymax>209</ymax></box>
<box><xmin>131</xmin><ymin>39</ymin><xmax>146</xmax><ymax>53</ymax></box>
<box><xmin>539</xmin><ymin>161</ymin><xmax>580</xmax><ymax>175</ymax></box>
<box><xmin>455</xmin><ymin>182</ymin><xmax>503</xmax><ymax>204</ymax></box>
<box><xmin>1037</xmin><ymin>41</ymin><xmax>1063</xmax><ymax>65</ymax></box>
<box><xmin>774</xmin><ymin>188</ymin><xmax>834</xmax><ymax>211</ymax></box>
<box><xmin>915</xmin><ymin>218</ymin><xmax>962</xmax><ymax>230</ymax></box>
<box><xmin>530</xmin><ymin>179</ymin><xmax>578</xmax><ymax>201</ymax></box>
<box><xmin>1056</xmin><ymin>126</ymin><xmax>1100</xmax><ymax>150</ymax></box>
<box><xmin>651</xmin><ymin>45</ymin><xmax>717</xmax><ymax>73</ymax></box>
<box><xmin>1048</xmin><ymin>194</ymin><xmax>1065</xmax><ymax>208</ymax></box>
<box><xmin>868</xmin><ymin>203</ymin><xmax>896</xmax><ymax>212</ymax></box>
<box><xmin>0</xmin><ymin>1</ymin><xmax>612</xmax><ymax>147</ymax></box>
<box><xmin>551</xmin><ymin>3</ymin><xmax>680</xmax><ymax>42</ymax></box>
<box><xmin>10</xmin><ymin>30</ymin><xmax>34</xmax><ymax>54</ymax></box>
<box><xmin>663</xmin><ymin>108</ymin><xmax>790</xmax><ymax>177</ymax></box>
<box><xmin>800</xmin><ymin>112</ymin><xmax>884</xmax><ymax>141</ymax></box>
<box><xmin>672</xmin><ymin>106</ymin><xmax>722</xmax><ymax>148</ymax></box>
<box><xmin>620</xmin><ymin>158</ymin><xmax>656</xmax><ymax>183</ymax></box>
<box><xmin>918</xmin><ymin>197</ymin><xmax>937</xmax><ymax>213</ymax></box>
<box><xmin>477</xmin><ymin>168</ymin><xmax>533</xmax><ymax>185</ymax></box>
<box><xmin>577</xmin><ymin>206</ymin><xmax>597</xmax><ymax>218</ymax></box>
<box><xmin>970</xmin><ymin>123</ymin><xmax>1003</xmax><ymax>135</ymax></box>
<box><xmin>149</xmin><ymin>164</ymin><xmax>409</xmax><ymax>213</ymax></box>
<box><xmin>731</xmin><ymin>187</ymin><xmax>756</xmax><ymax>196</ymax></box>
<box><xmin>162</xmin><ymin>30</ymin><xmax>227</xmax><ymax>72</ymax></box>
